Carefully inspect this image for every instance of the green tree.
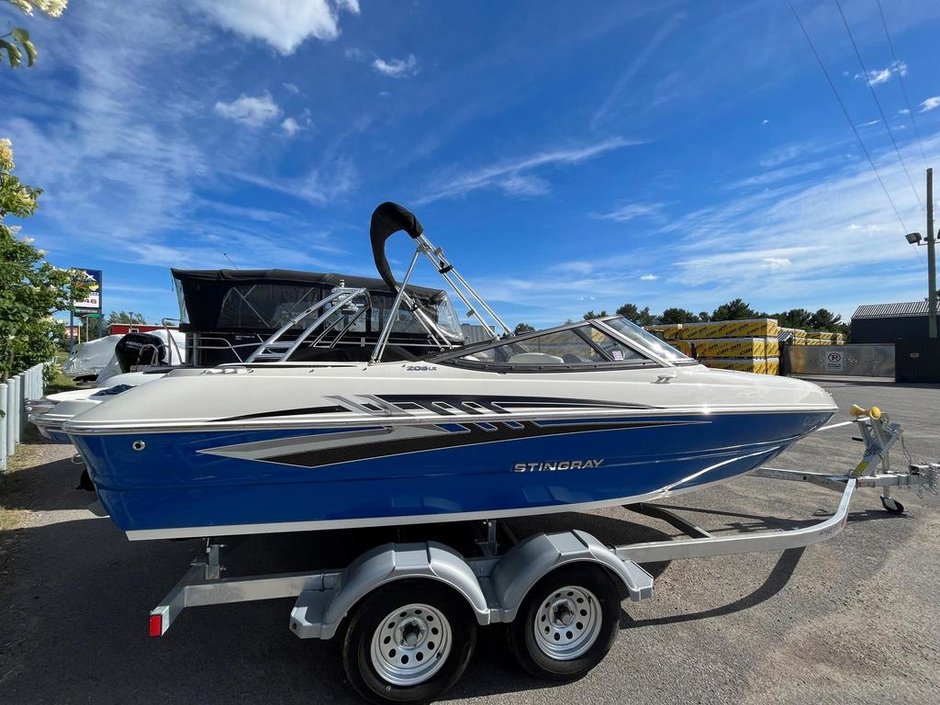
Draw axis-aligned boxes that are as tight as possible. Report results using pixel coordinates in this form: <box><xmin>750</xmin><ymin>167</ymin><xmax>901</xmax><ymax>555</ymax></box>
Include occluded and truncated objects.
<box><xmin>774</xmin><ymin>308</ymin><xmax>813</xmax><ymax>329</ymax></box>
<box><xmin>660</xmin><ymin>307</ymin><xmax>699</xmax><ymax>324</ymax></box>
<box><xmin>711</xmin><ymin>298</ymin><xmax>763</xmax><ymax>321</ymax></box>
<box><xmin>582</xmin><ymin>310</ymin><xmax>609</xmax><ymax>320</ymax></box>
<box><xmin>1</xmin><ymin>1</ymin><xmax>67</xmax><ymax>69</ymax></box>
<box><xmin>615</xmin><ymin>303</ymin><xmax>657</xmax><ymax>326</ymax></box>
<box><xmin>107</xmin><ymin>310</ymin><xmax>147</xmax><ymax>325</ymax></box>
<box><xmin>808</xmin><ymin>308</ymin><xmax>842</xmax><ymax>332</ymax></box>
<box><xmin>0</xmin><ymin>137</ymin><xmax>88</xmax><ymax>381</ymax></box>
<box><xmin>697</xmin><ymin>311</ymin><xmax>710</xmax><ymax>322</ymax></box>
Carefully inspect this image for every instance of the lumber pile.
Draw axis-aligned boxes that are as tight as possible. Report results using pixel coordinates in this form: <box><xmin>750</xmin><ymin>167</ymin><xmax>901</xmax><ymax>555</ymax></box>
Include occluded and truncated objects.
<box><xmin>647</xmin><ymin>318</ymin><xmax>846</xmax><ymax>374</ymax></box>
<box><xmin>647</xmin><ymin>319</ymin><xmax>780</xmax><ymax>375</ymax></box>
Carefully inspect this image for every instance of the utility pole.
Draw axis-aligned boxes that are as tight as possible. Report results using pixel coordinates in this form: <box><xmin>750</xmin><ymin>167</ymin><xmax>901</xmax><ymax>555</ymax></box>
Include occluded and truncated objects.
<box><xmin>928</xmin><ymin>168</ymin><xmax>937</xmax><ymax>339</ymax></box>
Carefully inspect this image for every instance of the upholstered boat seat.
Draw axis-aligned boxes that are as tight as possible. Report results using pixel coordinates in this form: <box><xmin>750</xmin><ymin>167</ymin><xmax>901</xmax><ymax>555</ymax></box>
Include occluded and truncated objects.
<box><xmin>507</xmin><ymin>352</ymin><xmax>565</xmax><ymax>365</ymax></box>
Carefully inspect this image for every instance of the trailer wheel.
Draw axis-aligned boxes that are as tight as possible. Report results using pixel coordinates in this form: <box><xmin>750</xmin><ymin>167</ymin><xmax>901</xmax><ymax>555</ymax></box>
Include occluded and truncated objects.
<box><xmin>880</xmin><ymin>496</ymin><xmax>905</xmax><ymax>514</ymax></box>
<box><xmin>509</xmin><ymin>564</ymin><xmax>620</xmax><ymax>681</ymax></box>
<box><xmin>342</xmin><ymin>579</ymin><xmax>477</xmax><ymax>705</ymax></box>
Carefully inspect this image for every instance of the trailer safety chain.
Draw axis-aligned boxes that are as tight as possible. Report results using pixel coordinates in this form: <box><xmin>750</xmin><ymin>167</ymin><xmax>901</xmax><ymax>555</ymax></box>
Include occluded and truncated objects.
<box><xmin>912</xmin><ymin>464</ymin><xmax>940</xmax><ymax>499</ymax></box>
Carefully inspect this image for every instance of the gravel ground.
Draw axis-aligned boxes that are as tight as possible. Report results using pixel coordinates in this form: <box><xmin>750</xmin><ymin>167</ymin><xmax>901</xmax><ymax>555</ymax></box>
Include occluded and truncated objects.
<box><xmin>0</xmin><ymin>380</ymin><xmax>938</xmax><ymax>705</ymax></box>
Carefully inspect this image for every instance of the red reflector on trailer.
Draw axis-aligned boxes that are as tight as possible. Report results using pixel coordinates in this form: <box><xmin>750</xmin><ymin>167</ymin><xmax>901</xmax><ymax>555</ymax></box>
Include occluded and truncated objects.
<box><xmin>148</xmin><ymin>614</ymin><xmax>163</xmax><ymax>638</ymax></box>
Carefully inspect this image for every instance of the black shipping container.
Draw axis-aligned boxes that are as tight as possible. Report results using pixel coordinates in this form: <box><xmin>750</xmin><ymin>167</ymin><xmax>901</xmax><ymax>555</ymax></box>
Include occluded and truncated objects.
<box><xmin>895</xmin><ymin>339</ymin><xmax>940</xmax><ymax>383</ymax></box>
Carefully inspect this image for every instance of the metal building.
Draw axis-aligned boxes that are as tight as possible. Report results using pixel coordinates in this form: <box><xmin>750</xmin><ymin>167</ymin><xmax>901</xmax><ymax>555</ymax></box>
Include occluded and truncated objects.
<box><xmin>850</xmin><ymin>301</ymin><xmax>929</xmax><ymax>343</ymax></box>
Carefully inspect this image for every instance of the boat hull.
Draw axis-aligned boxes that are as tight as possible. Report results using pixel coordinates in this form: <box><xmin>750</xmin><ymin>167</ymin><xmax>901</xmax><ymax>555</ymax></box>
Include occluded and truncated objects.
<box><xmin>71</xmin><ymin>409</ymin><xmax>832</xmax><ymax>539</ymax></box>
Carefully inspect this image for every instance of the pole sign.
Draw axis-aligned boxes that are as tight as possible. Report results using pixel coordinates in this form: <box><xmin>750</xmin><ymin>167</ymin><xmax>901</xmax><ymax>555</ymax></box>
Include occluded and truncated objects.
<box><xmin>825</xmin><ymin>351</ymin><xmax>844</xmax><ymax>373</ymax></box>
<box><xmin>73</xmin><ymin>269</ymin><xmax>103</xmax><ymax>311</ymax></box>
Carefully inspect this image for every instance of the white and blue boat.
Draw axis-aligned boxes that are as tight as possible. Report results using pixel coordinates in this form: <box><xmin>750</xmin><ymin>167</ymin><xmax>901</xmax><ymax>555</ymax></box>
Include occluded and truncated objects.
<box><xmin>64</xmin><ymin>203</ymin><xmax>837</xmax><ymax>541</ymax></box>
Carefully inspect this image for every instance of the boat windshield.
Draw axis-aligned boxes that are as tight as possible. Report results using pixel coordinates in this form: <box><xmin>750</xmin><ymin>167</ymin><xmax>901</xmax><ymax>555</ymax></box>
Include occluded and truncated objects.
<box><xmin>599</xmin><ymin>316</ymin><xmax>693</xmax><ymax>363</ymax></box>
<box><xmin>436</xmin><ymin>320</ymin><xmax>669</xmax><ymax>370</ymax></box>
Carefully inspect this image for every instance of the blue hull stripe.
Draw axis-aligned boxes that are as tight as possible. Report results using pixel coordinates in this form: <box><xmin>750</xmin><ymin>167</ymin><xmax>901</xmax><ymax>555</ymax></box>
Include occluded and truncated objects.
<box><xmin>71</xmin><ymin>410</ymin><xmax>832</xmax><ymax>534</ymax></box>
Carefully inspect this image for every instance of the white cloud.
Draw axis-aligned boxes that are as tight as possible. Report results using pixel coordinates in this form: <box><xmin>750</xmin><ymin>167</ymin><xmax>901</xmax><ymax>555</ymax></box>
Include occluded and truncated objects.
<box><xmin>214</xmin><ymin>94</ymin><xmax>281</xmax><ymax>127</ymax></box>
<box><xmin>898</xmin><ymin>108</ymin><xmax>911</xmax><ymax>115</ymax></box>
<box><xmin>761</xmin><ymin>119</ymin><xmax>769</xmax><ymax>125</ymax></box>
<box><xmin>418</xmin><ymin>137</ymin><xmax>642</xmax><ymax>204</ymax></box>
<box><xmin>0</xmin><ymin>2</ymin><xmax>212</xmax><ymax>256</ymax></box>
<box><xmin>640</xmin><ymin>273</ymin><xmax>658</xmax><ymax>281</ymax></box>
<box><xmin>731</xmin><ymin>156</ymin><xmax>845</xmax><ymax>189</ymax></box>
<box><xmin>854</xmin><ymin>61</ymin><xmax>906</xmax><ymax>86</ymax></box>
<box><xmin>920</xmin><ymin>96</ymin><xmax>940</xmax><ymax>112</ymax></box>
<box><xmin>281</xmin><ymin>117</ymin><xmax>301</xmax><ymax>136</ymax></box>
<box><xmin>486</xmin><ymin>132</ymin><xmax>940</xmax><ymax>323</ymax></box>
<box><xmin>591</xmin><ymin>12</ymin><xmax>683</xmax><ymax>128</ymax></box>
<box><xmin>760</xmin><ymin>144</ymin><xmax>805</xmax><ymax>168</ymax></box>
<box><xmin>862</xmin><ymin>68</ymin><xmax>891</xmax><ymax>85</ymax></box>
<box><xmin>594</xmin><ymin>203</ymin><xmax>662</xmax><ymax>222</ymax></box>
<box><xmin>234</xmin><ymin>158</ymin><xmax>356</xmax><ymax>205</ymax></box>
<box><xmin>859</xmin><ymin>119</ymin><xmax>880</xmax><ymax>127</ymax></box>
<box><xmin>193</xmin><ymin>0</ymin><xmax>360</xmax><ymax>55</ymax></box>
<box><xmin>372</xmin><ymin>54</ymin><xmax>418</xmax><ymax>78</ymax></box>
<box><xmin>552</xmin><ymin>261</ymin><xmax>595</xmax><ymax>276</ymax></box>
<box><xmin>761</xmin><ymin>257</ymin><xmax>791</xmax><ymax>270</ymax></box>
<box><xmin>499</xmin><ymin>174</ymin><xmax>550</xmax><ymax>196</ymax></box>
<box><xmin>283</xmin><ymin>82</ymin><xmax>300</xmax><ymax>95</ymax></box>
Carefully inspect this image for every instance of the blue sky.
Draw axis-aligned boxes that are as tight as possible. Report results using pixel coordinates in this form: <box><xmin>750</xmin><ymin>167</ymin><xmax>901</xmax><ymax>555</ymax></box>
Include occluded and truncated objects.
<box><xmin>3</xmin><ymin>0</ymin><xmax>940</xmax><ymax>327</ymax></box>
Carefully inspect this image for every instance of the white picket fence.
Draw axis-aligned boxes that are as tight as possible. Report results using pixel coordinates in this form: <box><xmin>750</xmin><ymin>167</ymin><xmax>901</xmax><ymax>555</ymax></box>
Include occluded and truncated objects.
<box><xmin>0</xmin><ymin>363</ymin><xmax>46</xmax><ymax>472</ymax></box>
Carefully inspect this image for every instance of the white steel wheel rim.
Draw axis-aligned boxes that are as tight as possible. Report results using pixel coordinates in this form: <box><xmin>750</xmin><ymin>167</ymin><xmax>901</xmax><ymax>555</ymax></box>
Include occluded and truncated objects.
<box><xmin>532</xmin><ymin>585</ymin><xmax>602</xmax><ymax>660</ymax></box>
<box><xmin>370</xmin><ymin>603</ymin><xmax>452</xmax><ymax>687</ymax></box>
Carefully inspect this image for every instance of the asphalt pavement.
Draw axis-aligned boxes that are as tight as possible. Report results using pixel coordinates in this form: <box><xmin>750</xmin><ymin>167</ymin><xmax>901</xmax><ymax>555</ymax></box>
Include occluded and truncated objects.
<box><xmin>1</xmin><ymin>380</ymin><xmax>938</xmax><ymax>705</ymax></box>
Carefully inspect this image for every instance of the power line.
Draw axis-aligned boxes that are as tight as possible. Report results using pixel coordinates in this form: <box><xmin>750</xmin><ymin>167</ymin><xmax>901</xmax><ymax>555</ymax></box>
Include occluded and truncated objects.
<box><xmin>835</xmin><ymin>0</ymin><xmax>923</xmax><ymax>212</ymax></box>
<box><xmin>786</xmin><ymin>0</ymin><xmax>909</xmax><ymax>235</ymax></box>
<box><xmin>876</xmin><ymin>0</ymin><xmax>930</xmax><ymax>171</ymax></box>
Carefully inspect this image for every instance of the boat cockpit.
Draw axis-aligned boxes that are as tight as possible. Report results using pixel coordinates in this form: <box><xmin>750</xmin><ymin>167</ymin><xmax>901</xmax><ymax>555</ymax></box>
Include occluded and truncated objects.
<box><xmin>430</xmin><ymin>316</ymin><xmax>694</xmax><ymax>372</ymax></box>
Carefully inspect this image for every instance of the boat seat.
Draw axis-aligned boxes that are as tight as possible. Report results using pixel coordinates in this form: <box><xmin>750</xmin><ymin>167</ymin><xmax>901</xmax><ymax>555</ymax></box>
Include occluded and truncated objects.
<box><xmin>508</xmin><ymin>352</ymin><xmax>564</xmax><ymax>365</ymax></box>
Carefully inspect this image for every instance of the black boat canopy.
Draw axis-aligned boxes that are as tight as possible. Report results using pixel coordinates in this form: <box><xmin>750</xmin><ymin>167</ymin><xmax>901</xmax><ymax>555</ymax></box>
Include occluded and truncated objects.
<box><xmin>171</xmin><ymin>268</ymin><xmax>449</xmax><ymax>333</ymax></box>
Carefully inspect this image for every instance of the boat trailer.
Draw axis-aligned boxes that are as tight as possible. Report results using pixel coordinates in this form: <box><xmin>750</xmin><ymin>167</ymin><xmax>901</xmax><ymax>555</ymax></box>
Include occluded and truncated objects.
<box><xmin>148</xmin><ymin>407</ymin><xmax>937</xmax><ymax>704</ymax></box>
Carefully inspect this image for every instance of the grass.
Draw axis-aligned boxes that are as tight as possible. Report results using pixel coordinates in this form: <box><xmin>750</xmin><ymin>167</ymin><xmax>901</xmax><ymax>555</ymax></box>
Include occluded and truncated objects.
<box><xmin>0</xmin><ymin>451</ymin><xmax>34</xmax><ymax>531</ymax></box>
<box><xmin>0</xmin><ymin>505</ymin><xmax>29</xmax><ymax>532</ymax></box>
<box><xmin>44</xmin><ymin>350</ymin><xmax>80</xmax><ymax>395</ymax></box>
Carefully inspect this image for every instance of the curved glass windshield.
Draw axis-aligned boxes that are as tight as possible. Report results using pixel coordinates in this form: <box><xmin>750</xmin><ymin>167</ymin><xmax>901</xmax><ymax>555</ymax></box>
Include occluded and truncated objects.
<box><xmin>601</xmin><ymin>317</ymin><xmax>693</xmax><ymax>363</ymax></box>
<box><xmin>452</xmin><ymin>323</ymin><xmax>650</xmax><ymax>368</ymax></box>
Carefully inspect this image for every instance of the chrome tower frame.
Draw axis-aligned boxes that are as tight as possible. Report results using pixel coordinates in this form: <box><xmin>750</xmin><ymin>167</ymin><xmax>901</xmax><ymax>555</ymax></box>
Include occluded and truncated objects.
<box><xmin>371</xmin><ymin>232</ymin><xmax>512</xmax><ymax>363</ymax></box>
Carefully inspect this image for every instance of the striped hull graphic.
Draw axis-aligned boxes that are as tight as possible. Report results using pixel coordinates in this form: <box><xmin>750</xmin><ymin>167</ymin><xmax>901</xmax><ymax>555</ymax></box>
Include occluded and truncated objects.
<box><xmin>71</xmin><ymin>408</ymin><xmax>833</xmax><ymax>539</ymax></box>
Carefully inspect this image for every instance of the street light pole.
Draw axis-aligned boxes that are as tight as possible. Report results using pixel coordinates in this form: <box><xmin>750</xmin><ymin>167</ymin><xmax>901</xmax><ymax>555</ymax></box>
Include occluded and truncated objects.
<box><xmin>928</xmin><ymin>168</ymin><xmax>937</xmax><ymax>339</ymax></box>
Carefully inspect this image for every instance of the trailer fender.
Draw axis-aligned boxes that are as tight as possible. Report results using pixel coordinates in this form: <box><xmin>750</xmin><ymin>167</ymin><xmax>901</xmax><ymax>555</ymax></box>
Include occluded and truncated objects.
<box><xmin>489</xmin><ymin>530</ymin><xmax>654</xmax><ymax>623</ymax></box>
<box><xmin>309</xmin><ymin>541</ymin><xmax>490</xmax><ymax>639</ymax></box>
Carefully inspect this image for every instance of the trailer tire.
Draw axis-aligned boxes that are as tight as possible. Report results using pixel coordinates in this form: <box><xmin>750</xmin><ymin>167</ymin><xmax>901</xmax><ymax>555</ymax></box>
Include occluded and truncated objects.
<box><xmin>342</xmin><ymin>579</ymin><xmax>477</xmax><ymax>705</ymax></box>
<box><xmin>509</xmin><ymin>564</ymin><xmax>620</xmax><ymax>681</ymax></box>
<box><xmin>880</xmin><ymin>495</ymin><xmax>905</xmax><ymax>513</ymax></box>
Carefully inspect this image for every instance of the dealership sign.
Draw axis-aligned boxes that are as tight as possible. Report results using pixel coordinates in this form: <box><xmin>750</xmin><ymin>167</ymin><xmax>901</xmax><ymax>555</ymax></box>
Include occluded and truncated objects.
<box><xmin>73</xmin><ymin>269</ymin><xmax>103</xmax><ymax>310</ymax></box>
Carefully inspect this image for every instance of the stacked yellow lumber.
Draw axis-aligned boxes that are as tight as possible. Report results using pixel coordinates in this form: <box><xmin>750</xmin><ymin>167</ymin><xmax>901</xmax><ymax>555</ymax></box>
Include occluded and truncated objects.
<box><xmin>646</xmin><ymin>323</ymin><xmax>683</xmax><ymax>340</ymax></box>
<box><xmin>789</xmin><ymin>330</ymin><xmax>846</xmax><ymax>345</ymax></box>
<box><xmin>672</xmin><ymin>339</ymin><xmax>693</xmax><ymax>356</ymax></box>
<box><xmin>686</xmin><ymin>337</ymin><xmax>779</xmax><ymax>358</ymax></box>
<box><xmin>677</xmin><ymin>318</ymin><xmax>779</xmax><ymax>340</ymax></box>
<box><xmin>779</xmin><ymin>327</ymin><xmax>806</xmax><ymax>343</ymax></box>
<box><xmin>665</xmin><ymin>319</ymin><xmax>779</xmax><ymax>375</ymax></box>
<box><xmin>647</xmin><ymin>317</ymin><xmax>845</xmax><ymax>373</ymax></box>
